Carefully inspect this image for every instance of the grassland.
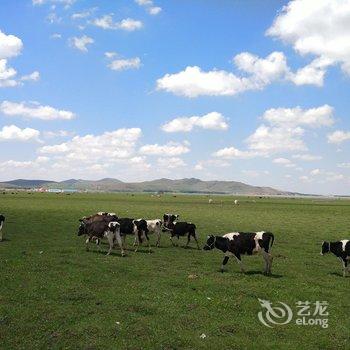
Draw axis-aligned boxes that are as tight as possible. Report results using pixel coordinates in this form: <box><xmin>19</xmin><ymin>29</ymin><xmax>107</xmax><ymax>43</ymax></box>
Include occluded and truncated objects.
<box><xmin>0</xmin><ymin>192</ymin><xmax>349</xmax><ymax>349</ymax></box>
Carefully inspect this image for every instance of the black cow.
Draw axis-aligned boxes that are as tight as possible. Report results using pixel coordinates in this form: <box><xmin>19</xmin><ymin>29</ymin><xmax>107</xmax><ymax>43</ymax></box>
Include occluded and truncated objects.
<box><xmin>162</xmin><ymin>213</ymin><xmax>179</xmax><ymax>232</ymax></box>
<box><xmin>0</xmin><ymin>214</ymin><xmax>4</xmax><ymax>242</ymax></box>
<box><xmin>117</xmin><ymin>218</ymin><xmax>151</xmax><ymax>253</ymax></box>
<box><xmin>203</xmin><ymin>231</ymin><xmax>274</xmax><ymax>275</ymax></box>
<box><xmin>321</xmin><ymin>240</ymin><xmax>350</xmax><ymax>277</ymax></box>
<box><xmin>78</xmin><ymin>219</ymin><xmax>124</xmax><ymax>256</ymax></box>
<box><xmin>169</xmin><ymin>222</ymin><xmax>199</xmax><ymax>249</ymax></box>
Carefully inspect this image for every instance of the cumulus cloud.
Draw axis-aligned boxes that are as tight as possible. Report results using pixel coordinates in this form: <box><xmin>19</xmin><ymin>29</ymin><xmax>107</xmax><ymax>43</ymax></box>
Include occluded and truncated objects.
<box><xmin>0</xmin><ymin>30</ymin><xmax>39</xmax><ymax>88</ymax></box>
<box><xmin>157</xmin><ymin>157</ymin><xmax>186</xmax><ymax>169</ymax></box>
<box><xmin>21</xmin><ymin>71</ymin><xmax>40</xmax><ymax>82</ymax></box>
<box><xmin>0</xmin><ymin>101</ymin><xmax>76</xmax><ymax>120</ymax></box>
<box><xmin>69</xmin><ymin>35</ymin><xmax>94</xmax><ymax>52</ymax></box>
<box><xmin>0</xmin><ymin>124</ymin><xmax>40</xmax><ymax>142</ymax></box>
<box><xmin>337</xmin><ymin>162</ymin><xmax>350</xmax><ymax>169</ymax></box>
<box><xmin>213</xmin><ymin>146</ymin><xmax>257</xmax><ymax>159</ymax></box>
<box><xmin>246</xmin><ymin>125</ymin><xmax>306</xmax><ymax>153</ymax></box>
<box><xmin>71</xmin><ymin>8</ymin><xmax>96</xmax><ymax>20</ymax></box>
<box><xmin>40</xmin><ymin>128</ymin><xmax>142</xmax><ymax>161</ymax></box>
<box><xmin>32</xmin><ymin>0</ymin><xmax>75</xmax><ymax>6</ymax></box>
<box><xmin>262</xmin><ymin>105</ymin><xmax>334</xmax><ymax>128</ymax></box>
<box><xmin>0</xmin><ymin>30</ymin><xmax>23</xmax><ymax>59</ymax></box>
<box><xmin>292</xmin><ymin>154</ymin><xmax>322</xmax><ymax>161</ymax></box>
<box><xmin>327</xmin><ymin>130</ymin><xmax>350</xmax><ymax>144</ymax></box>
<box><xmin>194</xmin><ymin>159</ymin><xmax>230</xmax><ymax>171</ymax></box>
<box><xmin>91</xmin><ymin>15</ymin><xmax>143</xmax><ymax>31</ymax></box>
<box><xmin>267</xmin><ymin>0</ymin><xmax>350</xmax><ymax>77</ymax></box>
<box><xmin>273</xmin><ymin>157</ymin><xmax>296</xmax><ymax>168</ymax></box>
<box><xmin>139</xmin><ymin>141</ymin><xmax>190</xmax><ymax>156</ymax></box>
<box><xmin>135</xmin><ymin>0</ymin><xmax>162</xmax><ymax>15</ymax></box>
<box><xmin>156</xmin><ymin>50</ymin><xmax>330</xmax><ymax>98</ymax></box>
<box><xmin>108</xmin><ymin>57</ymin><xmax>141</xmax><ymax>71</ymax></box>
<box><xmin>50</xmin><ymin>33</ymin><xmax>62</xmax><ymax>39</ymax></box>
<box><xmin>161</xmin><ymin>112</ymin><xmax>229</xmax><ymax>133</ymax></box>
<box><xmin>0</xmin><ymin>156</ymin><xmax>48</xmax><ymax>169</ymax></box>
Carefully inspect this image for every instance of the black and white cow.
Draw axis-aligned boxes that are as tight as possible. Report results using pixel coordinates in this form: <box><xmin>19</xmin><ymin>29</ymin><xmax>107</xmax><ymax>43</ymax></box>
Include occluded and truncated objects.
<box><xmin>321</xmin><ymin>240</ymin><xmax>350</xmax><ymax>277</ymax></box>
<box><xmin>117</xmin><ymin>218</ymin><xmax>151</xmax><ymax>253</ymax></box>
<box><xmin>169</xmin><ymin>222</ymin><xmax>200</xmax><ymax>249</ymax></box>
<box><xmin>203</xmin><ymin>231</ymin><xmax>274</xmax><ymax>275</ymax></box>
<box><xmin>134</xmin><ymin>219</ymin><xmax>162</xmax><ymax>247</ymax></box>
<box><xmin>0</xmin><ymin>214</ymin><xmax>5</xmax><ymax>242</ymax></box>
<box><xmin>162</xmin><ymin>213</ymin><xmax>179</xmax><ymax>232</ymax></box>
<box><xmin>78</xmin><ymin>218</ymin><xmax>124</xmax><ymax>256</ymax></box>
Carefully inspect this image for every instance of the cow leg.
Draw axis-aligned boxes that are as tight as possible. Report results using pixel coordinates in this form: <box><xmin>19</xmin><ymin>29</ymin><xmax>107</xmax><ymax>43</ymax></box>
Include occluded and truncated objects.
<box><xmin>341</xmin><ymin>258</ymin><xmax>348</xmax><ymax>277</ymax></box>
<box><xmin>145</xmin><ymin>231</ymin><xmax>152</xmax><ymax>253</ymax></box>
<box><xmin>85</xmin><ymin>237</ymin><xmax>91</xmax><ymax>251</ymax></box>
<box><xmin>0</xmin><ymin>229</ymin><xmax>2</xmax><ymax>242</ymax></box>
<box><xmin>221</xmin><ymin>255</ymin><xmax>230</xmax><ymax>272</ymax></box>
<box><xmin>134</xmin><ymin>232</ymin><xmax>140</xmax><ymax>252</ymax></box>
<box><xmin>155</xmin><ymin>231</ymin><xmax>161</xmax><ymax>247</ymax></box>
<box><xmin>261</xmin><ymin>250</ymin><xmax>272</xmax><ymax>275</ymax></box>
<box><xmin>115</xmin><ymin>230</ymin><xmax>125</xmax><ymax>257</ymax></box>
<box><xmin>106</xmin><ymin>231</ymin><xmax>115</xmax><ymax>255</ymax></box>
<box><xmin>170</xmin><ymin>234</ymin><xmax>175</xmax><ymax>246</ymax></box>
<box><xmin>185</xmin><ymin>233</ymin><xmax>191</xmax><ymax>248</ymax></box>
<box><xmin>122</xmin><ymin>234</ymin><xmax>127</xmax><ymax>251</ymax></box>
<box><xmin>233</xmin><ymin>254</ymin><xmax>245</xmax><ymax>273</ymax></box>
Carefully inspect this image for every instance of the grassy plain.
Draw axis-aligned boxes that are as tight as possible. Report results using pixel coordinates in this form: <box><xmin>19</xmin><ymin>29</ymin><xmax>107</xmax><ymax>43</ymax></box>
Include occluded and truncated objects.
<box><xmin>0</xmin><ymin>192</ymin><xmax>349</xmax><ymax>349</ymax></box>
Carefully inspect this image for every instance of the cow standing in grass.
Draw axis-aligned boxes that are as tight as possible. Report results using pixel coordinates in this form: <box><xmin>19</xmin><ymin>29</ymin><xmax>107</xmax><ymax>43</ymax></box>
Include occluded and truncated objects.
<box><xmin>321</xmin><ymin>240</ymin><xmax>350</xmax><ymax>277</ymax></box>
<box><xmin>134</xmin><ymin>219</ymin><xmax>162</xmax><ymax>247</ymax></box>
<box><xmin>203</xmin><ymin>231</ymin><xmax>274</xmax><ymax>275</ymax></box>
<box><xmin>78</xmin><ymin>216</ymin><xmax>124</xmax><ymax>256</ymax></box>
<box><xmin>118</xmin><ymin>218</ymin><xmax>151</xmax><ymax>253</ymax></box>
<box><xmin>0</xmin><ymin>214</ymin><xmax>4</xmax><ymax>242</ymax></box>
<box><xmin>170</xmin><ymin>222</ymin><xmax>200</xmax><ymax>249</ymax></box>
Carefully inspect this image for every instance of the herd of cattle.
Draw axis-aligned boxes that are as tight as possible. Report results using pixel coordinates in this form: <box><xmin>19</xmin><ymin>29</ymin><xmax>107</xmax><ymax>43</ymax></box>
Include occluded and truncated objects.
<box><xmin>0</xmin><ymin>211</ymin><xmax>349</xmax><ymax>276</ymax></box>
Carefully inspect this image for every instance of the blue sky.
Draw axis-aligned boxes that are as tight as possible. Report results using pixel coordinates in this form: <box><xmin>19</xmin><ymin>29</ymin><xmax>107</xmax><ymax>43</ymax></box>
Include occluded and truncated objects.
<box><xmin>1</xmin><ymin>0</ymin><xmax>350</xmax><ymax>195</ymax></box>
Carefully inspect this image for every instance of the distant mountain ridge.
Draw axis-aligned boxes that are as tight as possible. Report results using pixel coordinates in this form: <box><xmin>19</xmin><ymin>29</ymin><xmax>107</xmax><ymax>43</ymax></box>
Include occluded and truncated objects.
<box><xmin>0</xmin><ymin>177</ymin><xmax>297</xmax><ymax>195</ymax></box>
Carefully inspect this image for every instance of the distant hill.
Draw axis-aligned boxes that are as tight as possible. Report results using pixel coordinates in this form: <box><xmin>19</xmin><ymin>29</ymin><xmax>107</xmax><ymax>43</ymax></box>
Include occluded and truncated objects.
<box><xmin>0</xmin><ymin>177</ymin><xmax>297</xmax><ymax>195</ymax></box>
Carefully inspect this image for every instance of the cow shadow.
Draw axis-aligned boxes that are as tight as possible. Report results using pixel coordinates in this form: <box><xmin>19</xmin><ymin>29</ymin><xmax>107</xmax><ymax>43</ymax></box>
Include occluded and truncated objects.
<box><xmin>88</xmin><ymin>249</ymin><xmax>130</xmax><ymax>258</ymax></box>
<box><xmin>220</xmin><ymin>269</ymin><xmax>283</xmax><ymax>278</ymax></box>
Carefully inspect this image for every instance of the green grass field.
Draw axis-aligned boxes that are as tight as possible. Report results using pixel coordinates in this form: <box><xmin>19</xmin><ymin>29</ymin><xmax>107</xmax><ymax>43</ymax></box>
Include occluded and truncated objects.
<box><xmin>0</xmin><ymin>192</ymin><xmax>349</xmax><ymax>349</ymax></box>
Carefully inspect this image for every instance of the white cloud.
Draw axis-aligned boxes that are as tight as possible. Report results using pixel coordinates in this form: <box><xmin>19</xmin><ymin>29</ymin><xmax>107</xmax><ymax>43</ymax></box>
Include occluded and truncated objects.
<box><xmin>43</xmin><ymin>130</ymin><xmax>75</xmax><ymax>138</ymax></box>
<box><xmin>46</xmin><ymin>13</ymin><xmax>62</xmax><ymax>24</ymax></box>
<box><xmin>213</xmin><ymin>146</ymin><xmax>257</xmax><ymax>159</ymax></box>
<box><xmin>0</xmin><ymin>101</ymin><xmax>76</xmax><ymax>120</ymax></box>
<box><xmin>246</xmin><ymin>125</ymin><xmax>306</xmax><ymax>154</ymax></box>
<box><xmin>267</xmin><ymin>0</ymin><xmax>350</xmax><ymax>77</ymax></box>
<box><xmin>39</xmin><ymin>128</ymin><xmax>142</xmax><ymax>161</ymax></box>
<box><xmin>273</xmin><ymin>157</ymin><xmax>292</xmax><ymax>165</ymax></box>
<box><xmin>139</xmin><ymin>141</ymin><xmax>190</xmax><ymax>156</ymax></box>
<box><xmin>292</xmin><ymin>154</ymin><xmax>322</xmax><ymax>161</ymax></box>
<box><xmin>32</xmin><ymin>0</ymin><xmax>75</xmax><ymax>6</ymax></box>
<box><xmin>0</xmin><ymin>124</ymin><xmax>40</xmax><ymax>142</ymax></box>
<box><xmin>104</xmin><ymin>51</ymin><xmax>117</xmax><ymax>58</ymax></box>
<box><xmin>337</xmin><ymin>162</ymin><xmax>350</xmax><ymax>169</ymax></box>
<box><xmin>69</xmin><ymin>35</ymin><xmax>94</xmax><ymax>52</ymax></box>
<box><xmin>194</xmin><ymin>159</ymin><xmax>230</xmax><ymax>171</ymax></box>
<box><xmin>135</xmin><ymin>0</ymin><xmax>162</xmax><ymax>15</ymax></box>
<box><xmin>0</xmin><ymin>59</ymin><xmax>17</xmax><ymax>87</ymax></box>
<box><xmin>92</xmin><ymin>15</ymin><xmax>143</xmax><ymax>31</ymax></box>
<box><xmin>148</xmin><ymin>7</ymin><xmax>162</xmax><ymax>15</ymax></box>
<box><xmin>0</xmin><ymin>31</ymin><xmax>39</xmax><ymax>88</ymax></box>
<box><xmin>156</xmin><ymin>52</ymin><xmax>299</xmax><ymax>98</ymax></box>
<box><xmin>21</xmin><ymin>71</ymin><xmax>40</xmax><ymax>82</ymax></box>
<box><xmin>108</xmin><ymin>57</ymin><xmax>141</xmax><ymax>71</ymax></box>
<box><xmin>310</xmin><ymin>168</ymin><xmax>321</xmax><ymax>176</ymax></box>
<box><xmin>157</xmin><ymin>157</ymin><xmax>186</xmax><ymax>169</ymax></box>
<box><xmin>161</xmin><ymin>112</ymin><xmax>229</xmax><ymax>133</ymax></box>
<box><xmin>0</xmin><ymin>156</ymin><xmax>48</xmax><ymax>169</ymax></box>
<box><xmin>0</xmin><ymin>30</ymin><xmax>23</xmax><ymax>59</ymax></box>
<box><xmin>71</xmin><ymin>8</ymin><xmax>96</xmax><ymax>20</ymax></box>
<box><xmin>262</xmin><ymin>105</ymin><xmax>334</xmax><ymax>128</ymax></box>
<box><xmin>327</xmin><ymin>130</ymin><xmax>350</xmax><ymax>144</ymax></box>
<box><xmin>50</xmin><ymin>33</ymin><xmax>62</xmax><ymax>39</ymax></box>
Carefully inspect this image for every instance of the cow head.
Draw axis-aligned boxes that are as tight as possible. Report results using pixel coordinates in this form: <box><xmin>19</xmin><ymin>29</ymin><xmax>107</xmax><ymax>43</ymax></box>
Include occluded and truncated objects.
<box><xmin>203</xmin><ymin>235</ymin><xmax>216</xmax><ymax>250</ymax></box>
<box><xmin>77</xmin><ymin>222</ymin><xmax>86</xmax><ymax>236</ymax></box>
<box><xmin>320</xmin><ymin>241</ymin><xmax>330</xmax><ymax>255</ymax></box>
